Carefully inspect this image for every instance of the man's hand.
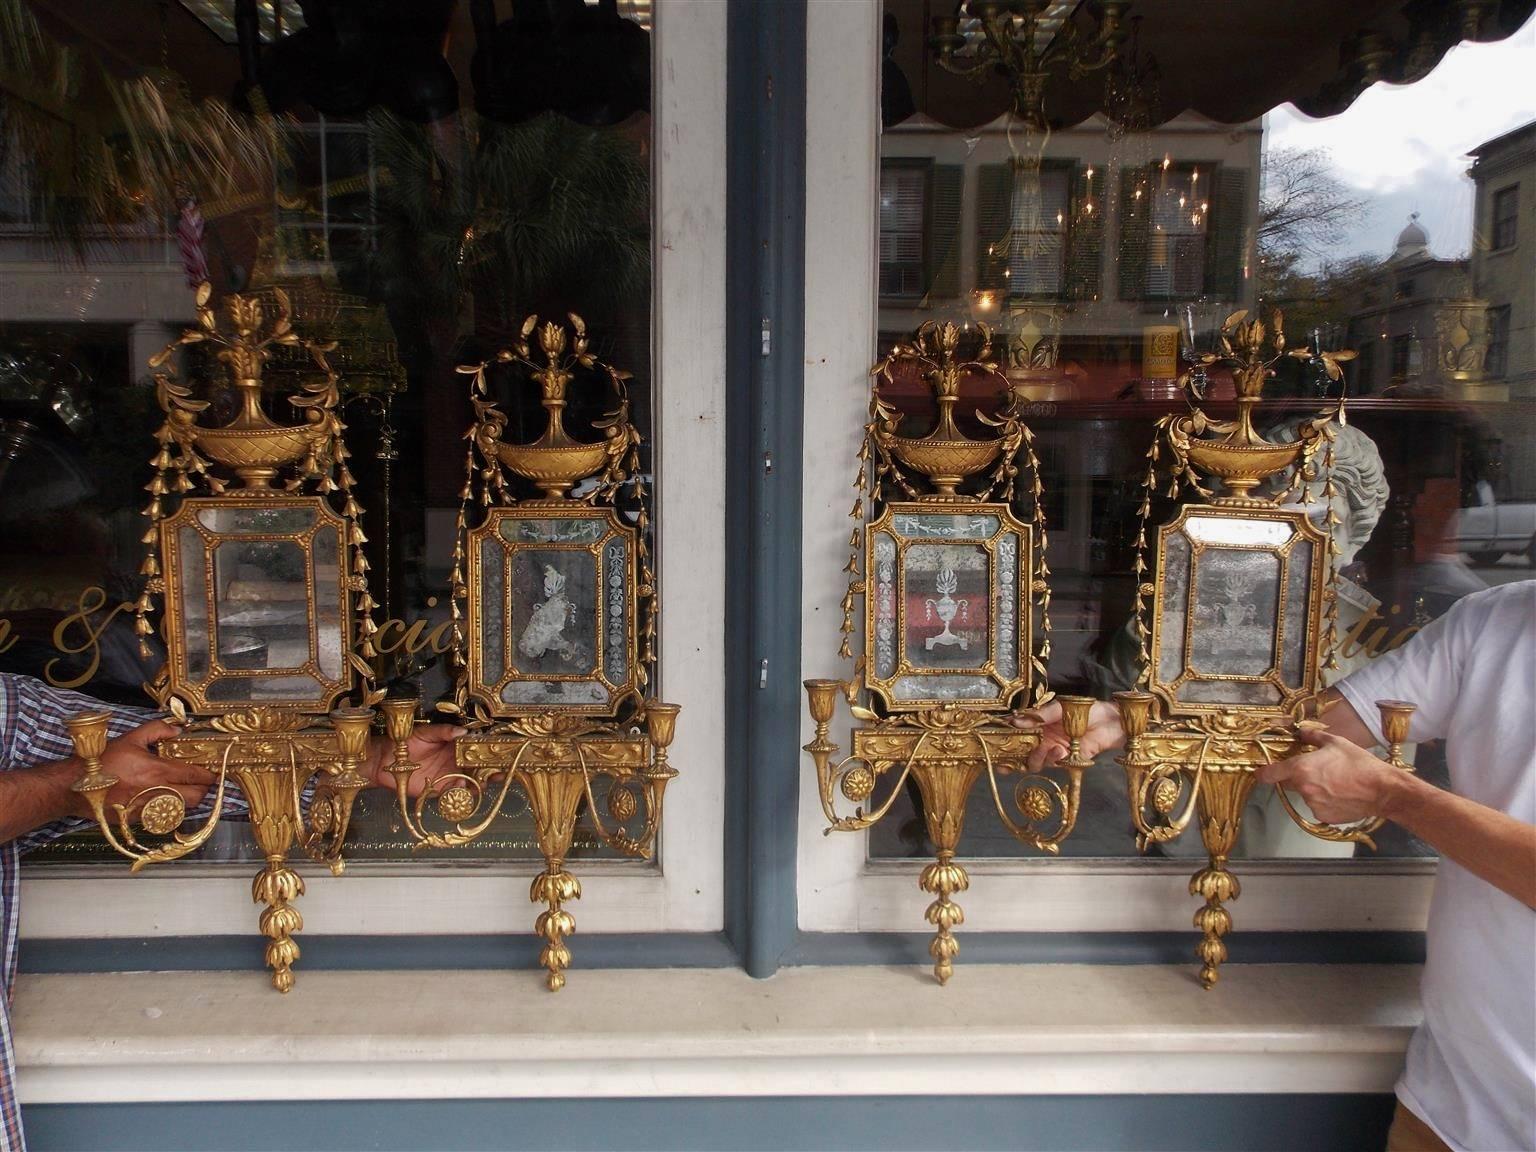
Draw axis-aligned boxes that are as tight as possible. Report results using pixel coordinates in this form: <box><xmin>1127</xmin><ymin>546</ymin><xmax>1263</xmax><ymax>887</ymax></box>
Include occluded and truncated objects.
<box><xmin>1010</xmin><ymin>698</ymin><xmax>1127</xmax><ymax>771</ymax></box>
<box><xmin>1256</xmin><ymin>726</ymin><xmax>1402</xmax><ymax>824</ymax></box>
<box><xmin>365</xmin><ymin>723</ymin><xmax>467</xmax><ymax>797</ymax></box>
<box><xmin>70</xmin><ymin>720</ymin><xmax>216</xmax><ymax>822</ymax></box>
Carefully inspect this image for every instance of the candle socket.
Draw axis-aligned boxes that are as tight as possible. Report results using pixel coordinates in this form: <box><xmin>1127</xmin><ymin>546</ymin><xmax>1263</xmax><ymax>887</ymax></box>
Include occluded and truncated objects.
<box><xmin>66</xmin><ymin>711</ymin><xmax>117</xmax><ymax>794</ymax></box>
<box><xmin>329</xmin><ymin>707</ymin><xmax>374</xmax><ymax>762</ymax></box>
<box><xmin>804</xmin><ymin>679</ymin><xmax>843</xmax><ymax>726</ymax></box>
<box><xmin>378</xmin><ymin>697</ymin><xmax>419</xmax><ymax>747</ymax></box>
<box><xmin>1057</xmin><ymin>695</ymin><xmax>1095</xmax><ymax>764</ymax></box>
<box><xmin>1113</xmin><ymin>690</ymin><xmax>1155</xmax><ymax>741</ymax></box>
<box><xmin>66</xmin><ymin>710</ymin><xmax>112</xmax><ymax>761</ymax></box>
<box><xmin>1377</xmin><ymin>700</ymin><xmax>1416</xmax><ymax>765</ymax></box>
<box><xmin>645</xmin><ymin>702</ymin><xmax>681</xmax><ymax>752</ymax></box>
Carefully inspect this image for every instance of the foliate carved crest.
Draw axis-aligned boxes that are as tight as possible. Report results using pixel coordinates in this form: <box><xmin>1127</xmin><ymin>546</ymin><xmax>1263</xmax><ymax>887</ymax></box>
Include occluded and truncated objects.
<box><xmin>208</xmin><ymin>706</ymin><xmax>314</xmax><ymax>735</ymax></box>
<box><xmin>458</xmin><ymin>314</ymin><xmax>642</xmax><ymax>504</ymax></box>
<box><xmin>1159</xmin><ymin>308</ymin><xmax>1350</xmax><ymax>505</ymax></box>
<box><xmin>149</xmin><ymin>283</ymin><xmax>345</xmax><ymax>495</ymax></box>
<box><xmin>869</xmin><ymin>321</ymin><xmax>1023</xmax><ymax>501</ymax></box>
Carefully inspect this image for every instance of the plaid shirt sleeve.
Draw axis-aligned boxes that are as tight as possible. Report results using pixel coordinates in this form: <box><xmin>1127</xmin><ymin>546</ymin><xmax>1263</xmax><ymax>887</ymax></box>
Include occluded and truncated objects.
<box><xmin>0</xmin><ymin>674</ymin><xmax>329</xmax><ymax>1151</ymax></box>
<box><xmin>0</xmin><ymin>673</ymin><xmax>248</xmax><ymax>1152</ymax></box>
<box><xmin>1</xmin><ymin>674</ymin><xmax>160</xmax><ymax>1152</ymax></box>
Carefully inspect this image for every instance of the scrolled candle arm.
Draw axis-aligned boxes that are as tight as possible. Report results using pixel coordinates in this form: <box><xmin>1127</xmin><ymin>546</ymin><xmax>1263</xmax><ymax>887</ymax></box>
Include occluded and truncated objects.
<box><xmin>299</xmin><ymin>707</ymin><xmax>375</xmax><ymax>874</ymax></box>
<box><xmin>377</xmin><ymin>697</ymin><xmax>527</xmax><ymax>849</ymax></box>
<box><xmin>1112</xmin><ymin>691</ymin><xmax>1203</xmax><ymax>850</ymax></box>
<box><xmin>802</xmin><ymin>679</ymin><xmax>911</xmax><ymax>833</ymax></box>
<box><xmin>66</xmin><ymin>711</ymin><xmax>232</xmax><ymax>872</ymax></box>
<box><xmin>578</xmin><ymin>703</ymin><xmax>680</xmax><ymax>858</ymax></box>
<box><xmin>983</xmin><ymin>695</ymin><xmax>1095</xmax><ymax>853</ymax></box>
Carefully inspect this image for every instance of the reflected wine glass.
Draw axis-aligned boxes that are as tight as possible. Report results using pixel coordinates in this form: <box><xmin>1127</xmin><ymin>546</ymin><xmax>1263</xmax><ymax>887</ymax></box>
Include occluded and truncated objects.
<box><xmin>1179</xmin><ymin>297</ymin><xmax>1223</xmax><ymax>400</ymax></box>
<box><xmin>1305</xmin><ymin>324</ymin><xmax>1345</xmax><ymax>398</ymax></box>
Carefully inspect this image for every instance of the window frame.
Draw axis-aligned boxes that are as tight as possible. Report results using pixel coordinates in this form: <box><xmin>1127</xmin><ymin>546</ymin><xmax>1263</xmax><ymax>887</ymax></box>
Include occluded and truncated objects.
<box><xmin>1487</xmin><ymin>304</ymin><xmax>1511</xmax><ymax>378</ymax></box>
<box><xmin>797</xmin><ymin>0</ymin><xmax>1432</xmax><ymax>940</ymax></box>
<box><xmin>1356</xmin><ymin>338</ymin><xmax>1377</xmax><ymax>393</ymax></box>
<box><xmin>976</xmin><ymin>159</ymin><xmax>1074</xmax><ymax>301</ymax></box>
<box><xmin>1491</xmin><ymin>183</ymin><xmax>1519</xmax><ymax>251</ymax></box>
<box><xmin>1391</xmin><ymin>333</ymin><xmax>1413</xmax><ymax>382</ymax></box>
<box><xmin>274</xmin><ymin>116</ymin><xmax>378</xmax><ymax>272</ymax></box>
<box><xmin>1143</xmin><ymin>160</ymin><xmax>1210</xmax><ymax>300</ymax></box>
<box><xmin>20</xmin><ymin>0</ymin><xmax>729</xmax><ymax>944</ymax></box>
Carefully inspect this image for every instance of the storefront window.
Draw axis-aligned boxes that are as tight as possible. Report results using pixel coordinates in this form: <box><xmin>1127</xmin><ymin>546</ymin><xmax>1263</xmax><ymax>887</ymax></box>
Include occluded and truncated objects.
<box><xmin>2</xmin><ymin>0</ymin><xmax>657</xmax><ymax>865</ymax></box>
<box><xmin>864</xmin><ymin>0</ymin><xmax>1536</xmax><ymax>866</ymax></box>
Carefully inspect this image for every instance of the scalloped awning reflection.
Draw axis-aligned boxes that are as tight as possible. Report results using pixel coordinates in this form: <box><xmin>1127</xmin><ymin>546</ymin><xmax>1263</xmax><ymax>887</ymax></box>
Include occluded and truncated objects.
<box><xmin>884</xmin><ymin>0</ymin><xmax>1535</xmax><ymax>130</ymax></box>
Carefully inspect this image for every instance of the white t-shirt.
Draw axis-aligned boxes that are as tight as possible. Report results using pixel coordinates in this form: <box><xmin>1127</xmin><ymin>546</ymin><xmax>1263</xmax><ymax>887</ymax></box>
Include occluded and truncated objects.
<box><xmin>1338</xmin><ymin>581</ymin><xmax>1536</xmax><ymax>1152</ymax></box>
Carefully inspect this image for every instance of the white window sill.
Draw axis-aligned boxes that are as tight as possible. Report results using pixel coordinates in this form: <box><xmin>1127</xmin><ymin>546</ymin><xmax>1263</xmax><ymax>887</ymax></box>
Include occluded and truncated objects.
<box><xmin>14</xmin><ymin>964</ymin><xmax>1420</xmax><ymax>1103</ymax></box>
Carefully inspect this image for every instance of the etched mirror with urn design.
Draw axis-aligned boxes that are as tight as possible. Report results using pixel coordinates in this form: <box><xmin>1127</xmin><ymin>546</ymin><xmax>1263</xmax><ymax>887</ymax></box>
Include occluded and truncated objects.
<box><xmin>63</xmin><ymin>284</ymin><xmax>384</xmax><ymax>993</ymax></box>
<box><xmin>380</xmin><ymin>315</ymin><xmax>678</xmax><ymax>991</ymax></box>
<box><xmin>803</xmin><ymin>321</ymin><xmax>1099</xmax><ymax>984</ymax></box>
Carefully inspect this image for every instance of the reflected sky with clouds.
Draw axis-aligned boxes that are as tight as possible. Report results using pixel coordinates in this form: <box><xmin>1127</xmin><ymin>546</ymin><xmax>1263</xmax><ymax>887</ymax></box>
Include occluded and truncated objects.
<box><xmin>1264</xmin><ymin>21</ymin><xmax>1536</xmax><ymax>268</ymax></box>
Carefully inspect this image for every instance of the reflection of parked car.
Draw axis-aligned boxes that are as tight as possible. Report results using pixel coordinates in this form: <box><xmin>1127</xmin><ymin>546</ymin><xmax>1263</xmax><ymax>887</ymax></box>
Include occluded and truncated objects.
<box><xmin>1448</xmin><ymin>483</ymin><xmax>1536</xmax><ymax>565</ymax></box>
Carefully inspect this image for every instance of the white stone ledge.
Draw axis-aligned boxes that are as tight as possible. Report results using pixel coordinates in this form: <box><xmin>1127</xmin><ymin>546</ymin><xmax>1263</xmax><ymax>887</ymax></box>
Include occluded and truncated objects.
<box><xmin>13</xmin><ymin>964</ymin><xmax>1421</xmax><ymax>1104</ymax></box>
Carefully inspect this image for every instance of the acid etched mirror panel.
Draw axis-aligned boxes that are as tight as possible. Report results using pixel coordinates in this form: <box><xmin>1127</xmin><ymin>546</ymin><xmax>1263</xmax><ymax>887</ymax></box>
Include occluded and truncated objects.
<box><xmin>865</xmin><ymin>506</ymin><xmax>1032</xmax><ymax>710</ymax></box>
<box><xmin>1151</xmin><ymin>509</ymin><xmax>1325</xmax><ymax>716</ymax></box>
<box><xmin>163</xmin><ymin>497</ymin><xmax>351</xmax><ymax>712</ymax></box>
<box><xmin>467</xmin><ymin>508</ymin><xmax>638</xmax><ymax>716</ymax></box>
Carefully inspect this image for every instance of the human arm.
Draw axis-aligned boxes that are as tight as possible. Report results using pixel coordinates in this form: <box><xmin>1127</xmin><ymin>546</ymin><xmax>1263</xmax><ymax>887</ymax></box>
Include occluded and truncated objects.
<box><xmin>1303</xmin><ymin>687</ymin><xmax>1377</xmax><ymax>748</ymax></box>
<box><xmin>1258</xmin><ymin>715</ymin><xmax>1536</xmax><ymax>909</ymax></box>
<box><xmin>2</xmin><ymin>720</ymin><xmax>467</xmax><ymax>844</ymax></box>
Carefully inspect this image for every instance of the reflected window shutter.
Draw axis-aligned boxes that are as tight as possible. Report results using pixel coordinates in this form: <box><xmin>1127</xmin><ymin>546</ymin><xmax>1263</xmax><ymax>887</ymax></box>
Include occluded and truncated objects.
<box><xmin>1205</xmin><ymin>166</ymin><xmax>1248</xmax><ymax>299</ymax></box>
<box><xmin>1066</xmin><ymin>165</ymin><xmax>1104</xmax><ymax>303</ymax></box>
<box><xmin>927</xmin><ymin>165</ymin><xmax>964</xmax><ymax>299</ymax></box>
<box><xmin>975</xmin><ymin>163</ymin><xmax>1012</xmax><ymax>292</ymax></box>
<box><xmin>878</xmin><ymin>163</ymin><xmax>927</xmax><ymax>299</ymax></box>
<box><xmin>1117</xmin><ymin>165</ymin><xmax>1149</xmax><ymax>301</ymax></box>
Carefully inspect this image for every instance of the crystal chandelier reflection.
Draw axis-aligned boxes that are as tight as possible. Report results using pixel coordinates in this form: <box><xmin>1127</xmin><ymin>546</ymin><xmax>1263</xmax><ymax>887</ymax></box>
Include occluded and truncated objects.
<box><xmin>929</xmin><ymin>0</ymin><xmax>1128</xmax><ymax>131</ymax></box>
<box><xmin>933</xmin><ymin>3</ymin><xmax>1125</xmax><ymax>403</ymax></box>
<box><xmin>1102</xmin><ymin>14</ymin><xmax>1160</xmax><ymax>139</ymax></box>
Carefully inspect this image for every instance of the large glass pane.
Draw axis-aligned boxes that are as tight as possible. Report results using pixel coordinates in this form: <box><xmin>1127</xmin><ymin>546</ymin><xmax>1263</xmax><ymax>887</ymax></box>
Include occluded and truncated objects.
<box><xmin>9</xmin><ymin>1</ymin><xmax>655</xmax><ymax>865</ymax></box>
<box><xmin>868</xmin><ymin>0</ymin><xmax>1536</xmax><ymax>862</ymax></box>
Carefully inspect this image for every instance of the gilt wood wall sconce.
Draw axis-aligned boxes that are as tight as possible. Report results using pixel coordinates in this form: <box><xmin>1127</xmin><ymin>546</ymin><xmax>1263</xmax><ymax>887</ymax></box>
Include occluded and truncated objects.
<box><xmin>804</xmin><ymin>321</ymin><xmax>1096</xmax><ymax>984</ymax></box>
<box><xmin>382</xmin><ymin>315</ymin><xmax>678</xmax><ymax>991</ymax></box>
<box><xmin>66</xmin><ymin>283</ymin><xmax>383</xmax><ymax>992</ymax></box>
<box><xmin>1113</xmin><ymin>309</ymin><xmax>1416</xmax><ymax>988</ymax></box>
